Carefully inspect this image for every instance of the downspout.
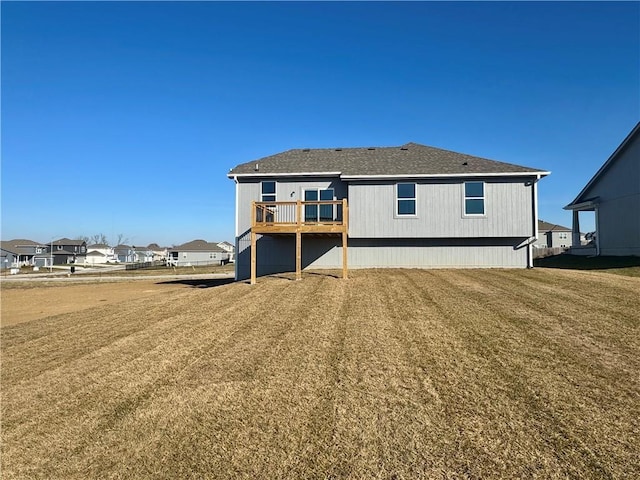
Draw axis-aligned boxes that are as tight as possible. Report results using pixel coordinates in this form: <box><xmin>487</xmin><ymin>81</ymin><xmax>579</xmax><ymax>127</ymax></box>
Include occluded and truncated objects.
<box><xmin>528</xmin><ymin>174</ymin><xmax>541</xmax><ymax>268</ymax></box>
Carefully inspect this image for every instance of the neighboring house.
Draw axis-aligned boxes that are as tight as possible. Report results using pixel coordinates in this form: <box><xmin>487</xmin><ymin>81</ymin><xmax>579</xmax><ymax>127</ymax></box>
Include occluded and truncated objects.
<box><xmin>114</xmin><ymin>244</ymin><xmax>135</xmax><ymax>263</ymax></box>
<box><xmin>51</xmin><ymin>238</ymin><xmax>87</xmax><ymax>265</ymax></box>
<box><xmin>167</xmin><ymin>240</ymin><xmax>229</xmax><ymax>267</ymax></box>
<box><xmin>565</xmin><ymin>122</ymin><xmax>640</xmax><ymax>256</ymax></box>
<box><xmin>147</xmin><ymin>243</ymin><xmax>167</xmax><ymax>261</ymax></box>
<box><xmin>217</xmin><ymin>241</ymin><xmax>235</xmax><ymax>262</ymax></box>
<box><xmin>0</xmin><ymin>239</ymin><xmax>50</xmax><ymax>267</ymax></box>
<box><xmin>228</xmin><ymin>142</ymin><xmax>549</xmax><ymax>282</ymax></box>
<box><xmin>84</xmin><ymin>244</ymin><xmax>117</xmax><ymax>264</ymax></box>
<box><xmin>0</xmin><ymin>246</ymin><xmax>17</xmax><ymax>269</ymax></box>
<box><xmin>133</xmin><ymin>246</ymin><xmax>154</xmax><ymax>263</ymax></box>
<box><xmin>534</xmin><ymin>220</ymin><xmax>572</xmax><ymax>249</ymax></box>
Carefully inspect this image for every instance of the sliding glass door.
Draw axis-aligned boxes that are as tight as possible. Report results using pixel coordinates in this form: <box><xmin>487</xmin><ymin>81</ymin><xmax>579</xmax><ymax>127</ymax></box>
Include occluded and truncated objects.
<box><xmin>304</xmin><ymin>188</ymin><xmax>335</xmax><ymax>222</ymax></box>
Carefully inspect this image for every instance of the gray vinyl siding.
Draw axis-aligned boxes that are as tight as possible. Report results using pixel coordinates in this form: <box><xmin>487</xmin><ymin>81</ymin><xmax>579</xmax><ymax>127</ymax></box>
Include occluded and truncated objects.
<box><xmin>348</xmin><ymin>179</ymin><xmax>534</xmax><ymax>238</ymax></box>
<box><xmin>582</xmin><ymin>134</ymin><xmax>640</xmax><ymax>256</ymax></box>
<box><xmin>235</xmin><ymin>177</ymin><xmax>347</xmax><ymax>237</ymax></box>
<box><xmin>233</xmin><ymin>176</ymin><xmax>536</xmax><ymax>280</ymax></box>
<box><xmin>171</xmin><ymin>251</ymin><xmax>228</xmax><ymax>266</ymax></box>
<box><xmin>234</xmin><ymin>236</ymin><xmax>528</xmax><ymax>280</ymax></box>
<box><xmin>598</xmin><ymin>196</ymin><xmax>640</xmax><ymax>256</ymax></box>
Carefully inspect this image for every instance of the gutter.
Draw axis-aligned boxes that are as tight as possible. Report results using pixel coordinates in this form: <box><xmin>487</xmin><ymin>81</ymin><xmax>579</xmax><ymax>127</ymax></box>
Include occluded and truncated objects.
<box><xmin>229</xmin><ymin>171</ymin><xmax>551</xmax><ymax>180</ymax></box>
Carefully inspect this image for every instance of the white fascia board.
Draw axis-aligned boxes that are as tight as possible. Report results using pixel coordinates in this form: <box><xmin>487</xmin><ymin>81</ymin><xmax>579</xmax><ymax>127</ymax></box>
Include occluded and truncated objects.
<box><xmin>228</xmin><ymin>172</ymin><xmax>342</xmax><ymax>179</ymax></box>
<box><xmin>341</xmin><ymin>171</ymin><xmax>551</xmax><ymax>180</ymax></box>
<box><xmin>563</xmin><ymin>198</ymin><xmax>600</xmax><ymax>211</ymax></box>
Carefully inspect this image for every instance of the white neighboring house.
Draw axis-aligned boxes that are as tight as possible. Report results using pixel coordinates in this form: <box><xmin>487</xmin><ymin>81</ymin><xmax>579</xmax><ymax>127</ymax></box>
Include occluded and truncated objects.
<box><xmin>533</xmin><ymin>220</ymin><xmax>572</xmax><ymax>249</ymax></box>
<box><xmin>133</xmin><ymin>246</ymin><xmax>154</xmax><ymax>263</ymax></box>
<box><xmin>167</xmin><ymin>240</ymin><xmax>230</xmax><ymax>267</ymax></box>
<box><xmin>84</xmin><ymin>244</ymin><xmax>117</xmax><ymax>265</ymax></box>
<box><xmin>565</xmin><ymin>122</ymin><xmax>640</xmax><ymax>256</ymax></box>
<box><xmin>147</xmin><ymin>243</ymin><xmax>168</xmax><ymax>262</ymax></box>
<box><xmin>217</xmin><ymin>241</ymin><xmax>235</xmax><ymax>262</ymax></box>
<box><xmin>114</xmin><ymin>245</ymin><xmax>135</xmax><ymax>263</ymax></box>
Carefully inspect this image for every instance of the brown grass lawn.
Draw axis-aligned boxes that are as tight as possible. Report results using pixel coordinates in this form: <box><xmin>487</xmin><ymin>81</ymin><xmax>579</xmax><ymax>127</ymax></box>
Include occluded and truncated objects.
<box><xmin>1</xmin><ymin>269</ymin><xmax>639</xmax><ymax>479</ymax></box>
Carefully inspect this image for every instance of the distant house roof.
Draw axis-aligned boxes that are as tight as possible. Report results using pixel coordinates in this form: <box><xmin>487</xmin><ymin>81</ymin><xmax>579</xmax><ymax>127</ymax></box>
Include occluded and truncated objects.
<box><xmin>147</xmin><ymin>243</ymin><xmax>164</xmax><ymax>250</ymax></box>
<box><xmin>0</xmin><ymin>239</ymin><xmax>46</xmax><ymax>255</ymax></box>
<box><xmin>229</xmin><ymin>142</ymin><xmax>549</xmax><ymax>179</ymax></box>
<box><xmin>565</xmin><ymin>121</ymin><xmax>640</xmax><ymax>209</ymax></box>
<box><xmin>171</xmin><ymin>240</ymin><xmax>226</xmax><ymax>252</ymax></box>
<box><xmin>538</xmin><ymin>220</ymin><xmax>571</xmax><ymax>232</ymax></box>
<box><xmin>87</xmin><ymin>243</ymin><xmax>110</xmax><ymax>249</ymax></box>
<box><xmin>86</xmin><ymin>250</ymin><xmax>107</xmax><ymax>257</ymax></box>
<box><xmin>0</xmin><ymin>242</ymin><xmax>21</xmax><ymax>255</ymax></box>
<box><xmin>53</xmin><ymin>238</ymin><xmax>86</xmax><ymax>246</ymax></box>
<box><xmin>6</xmin><ymin>239</ymin><xmax>45</xmax><ymax>246</ymax></box>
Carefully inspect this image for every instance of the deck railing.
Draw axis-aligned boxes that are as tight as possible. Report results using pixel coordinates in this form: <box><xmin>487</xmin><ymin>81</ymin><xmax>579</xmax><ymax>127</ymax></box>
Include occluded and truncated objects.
<box><xmin>251</xmin><ymin>199</ymin><xmax>348</xmax><ymax>228</ymax></box>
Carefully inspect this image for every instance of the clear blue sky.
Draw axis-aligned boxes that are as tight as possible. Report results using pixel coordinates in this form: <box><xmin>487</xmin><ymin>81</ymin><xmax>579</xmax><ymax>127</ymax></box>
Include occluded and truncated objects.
<box><xmin>2</xmin><ymin>1</ymin><xmax>638</xmax><ymax>246</ymax></box>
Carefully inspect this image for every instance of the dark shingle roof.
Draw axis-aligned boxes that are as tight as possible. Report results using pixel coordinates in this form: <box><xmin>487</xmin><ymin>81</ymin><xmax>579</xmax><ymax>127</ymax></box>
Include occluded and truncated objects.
<box><xmin>538</xmin><ymin>220</ymin><xmax>571</xmax><ymax>232</ymax></box>
<box><xmin>53</xmin><ymin>238</ymin><xmax>85</xmax><ymax>246</ymax></box>
<box><xmin>171</xmin><ymin>240</ymin><xmax>225</xmax><ymax>252</ymax></box>
<box><xmin>229</xmin><ymin>142</ymin><xmax>548</xmax><ymax>177</ymax></box>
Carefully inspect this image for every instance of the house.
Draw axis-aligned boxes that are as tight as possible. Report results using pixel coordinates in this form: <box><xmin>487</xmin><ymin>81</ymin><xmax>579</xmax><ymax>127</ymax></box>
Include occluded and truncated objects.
<box><xmin>534</xmin><ymin>220</ymin><xmax>572</xmax><ymax>249</ymax></box>
<box><xmin>216</xmin><ymin>241</ymin><xmax>235</xmax><ymax>262</ymax></box>
<box><xmin>133</xmin><ymin>246</ymin><xmax>154</xmax><ymax>263</ymax></box>
<box><xmin>0</xmin><ymin>239</ymin><xmax>50</xmax><ymax>268</ymax></box>
<box><xmin>167</xmin><ymin>240</ymin><xmax>229</xmax><ymax>267</ymax></box>
<box><xmin>51</xmin><ymin>238</ymin><xmax>87</xmax><ymax>265</ymax></box>
<box><xmin>228</xmin><ymin>142</ymin><xmax>549</xmax><ymax>283</ymax></box>
<box><xmin>147</xmin><ymin>243</ymin><xmax>167</xmax><ymax>262</ymax></box>
<box><xmin>565</xmin><ymin>122</ymin><xmax>640</xmax><ymax>256</ymax></box>
<box><xmin>84</xmin><ymin>244</ymin><xmax>117</xmax><ymax>264</ymax></box>
<box><xmin>113</xmin><ymin>244</ymin><xmax>135</xmax><ymax>263</ymax></box>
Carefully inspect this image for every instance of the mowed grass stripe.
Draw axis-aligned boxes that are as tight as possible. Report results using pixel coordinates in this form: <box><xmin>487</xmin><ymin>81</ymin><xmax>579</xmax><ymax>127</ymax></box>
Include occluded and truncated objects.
<box><xmin>1</xmin><ymin>269</ymin><xmax>639</xmax><ymax>479</ymax></box>
<box><xmin>421</xmin><ymin>269</ymin><xmax>639</xmax><ymax>477</ymax></box>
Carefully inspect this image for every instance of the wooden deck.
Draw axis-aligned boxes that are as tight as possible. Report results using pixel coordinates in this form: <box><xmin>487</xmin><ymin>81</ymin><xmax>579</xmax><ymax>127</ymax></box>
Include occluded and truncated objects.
<box><xmin>250</xmin><ymin>200</ymin><xmax>348</xmax><ymax>284</ymax></box>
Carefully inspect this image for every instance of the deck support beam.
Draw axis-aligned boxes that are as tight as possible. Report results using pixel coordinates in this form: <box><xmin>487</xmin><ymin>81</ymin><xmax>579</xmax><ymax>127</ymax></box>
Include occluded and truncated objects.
<box><xmin>296</xmin><ymin>231</ymin><xmax>302</xmax><ymax>281</ymax></box>
<box><xmin>342</xmin><ymin>231</ymin><xmax>348</xmax><ymax>279</ymax></box>
<box><xmin>249</xmin><ymin>199</ymin><xmax>348</xmax><ymax>284</ymax></box>
<box><xmin>250</xmin><ymin>231</ymin><xmax>257</xmax><ymax>285</ymax></box>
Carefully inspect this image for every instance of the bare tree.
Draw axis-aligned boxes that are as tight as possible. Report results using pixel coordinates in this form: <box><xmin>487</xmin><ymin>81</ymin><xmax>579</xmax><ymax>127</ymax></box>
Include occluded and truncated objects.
<box><xmin>90</xmin><ymin>233</ymin><xmax>109</xmax><ymax>246</ymax></box>
<box><xmin>116</xmin><ymin>234</ymin><xmax>129</xmax><ymax>246</ymax></box>
<box><xmin>76</xmin><ymin>235</ymin><xmax>90</xmax><ymax>243</ymax></box>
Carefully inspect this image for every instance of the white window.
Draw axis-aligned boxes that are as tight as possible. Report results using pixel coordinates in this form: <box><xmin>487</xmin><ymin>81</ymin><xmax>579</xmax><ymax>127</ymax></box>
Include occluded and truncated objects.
<box><xmin>396</xmin><ymin>183</ymin><xmax>416</xmax><ymax>216</ymax></box>
<box><xmin>304</xmin><ymin>188</ymin><xmax>335</xmax><ymax>221</ymax></box>
<box><xmin>261</xmin><ymin>181</ymin><xmax>276</xmax><ymax>202</ymax></box>
<box><xmin>464</xmin><ymin>182</ymin><xmax>485</xmax><ymax>216</ymax></box>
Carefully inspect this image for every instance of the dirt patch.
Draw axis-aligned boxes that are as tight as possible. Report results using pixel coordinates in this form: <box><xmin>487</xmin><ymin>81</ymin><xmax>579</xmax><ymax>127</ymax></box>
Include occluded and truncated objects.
<box><xmin>1</xmin><ymin>280</ymin><xmax>187</xmax><ymax>326</ymax></box>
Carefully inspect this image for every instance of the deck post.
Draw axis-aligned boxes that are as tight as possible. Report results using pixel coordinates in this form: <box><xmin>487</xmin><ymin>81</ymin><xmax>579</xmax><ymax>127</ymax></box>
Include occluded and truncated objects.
<box><xmin>250</xmin><ymin>231</ymin><xmax>257</xmax><ymax>285</ymax></box>
<box><xmin>250</xmin><ymin>202</ymin><xmax>257</xmax><ymax>285</ymax></box>
<box><xmin>296</xmin><ymin>231</ymin><xmax>302</xmax><ymax>281</ymax></box>
<box><xmin>342</xmin><ymin>198</ymin><xmax>348</xmax><ymax>279</ymax></box>
<box><xmin>342</xmin><ymin>231</ymin><xmax>348</xmax><ymax>279</ymax></box>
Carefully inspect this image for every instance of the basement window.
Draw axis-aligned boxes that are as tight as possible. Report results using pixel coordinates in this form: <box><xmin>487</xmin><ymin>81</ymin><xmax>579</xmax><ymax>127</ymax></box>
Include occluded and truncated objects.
<box><xmin>396</xmin><ymin>183</ymin><xmax>416</xmax><ymax>216</ymax></box>
<box><xmin>464</xmin><ymin>181</ymin><xmax>485</xmax><ymax>215</ymax></box>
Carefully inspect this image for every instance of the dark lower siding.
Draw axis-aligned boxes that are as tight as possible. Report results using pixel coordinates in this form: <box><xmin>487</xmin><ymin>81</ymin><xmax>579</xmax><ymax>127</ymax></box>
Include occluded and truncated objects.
<box><xmin>235</xmin><ymin>233</ymin><xmax>529</xmax><ymax>281</ymax></box>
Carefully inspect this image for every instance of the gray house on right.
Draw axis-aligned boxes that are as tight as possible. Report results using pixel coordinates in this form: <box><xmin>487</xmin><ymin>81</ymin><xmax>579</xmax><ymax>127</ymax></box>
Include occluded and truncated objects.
<box><xmin>565</xmin><ymin>122</ymin><xmax>640</xmax><ymax>256</ymax></box>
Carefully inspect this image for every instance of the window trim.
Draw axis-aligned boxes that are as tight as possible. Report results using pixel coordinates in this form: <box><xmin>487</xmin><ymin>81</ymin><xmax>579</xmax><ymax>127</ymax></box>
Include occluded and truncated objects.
<box><xmin>303</xmin><ymin>187</ymin><xmax>336</xmax><ymax>222</ymax></box>
<box><xmin>463</xmin><ymin>181</ymin><xmax>486</xmax><ymax>217</ymax></box>
<box><xmin>395</xmin><ymin>182</ymin><xmax>417</xmax><ymax>217</ymax></box>
<box><xmin>260</xmin><ymin>181</ymin><xmax>276</xmax><ymax>202</ymax></box>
